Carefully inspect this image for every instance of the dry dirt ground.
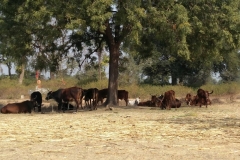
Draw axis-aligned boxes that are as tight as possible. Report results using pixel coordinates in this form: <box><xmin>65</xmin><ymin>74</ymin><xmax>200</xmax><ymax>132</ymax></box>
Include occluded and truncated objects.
<box><xmin>0</xmin><ymin>96</ymin><xmax>239</xmax><ymax>160</ymax></box>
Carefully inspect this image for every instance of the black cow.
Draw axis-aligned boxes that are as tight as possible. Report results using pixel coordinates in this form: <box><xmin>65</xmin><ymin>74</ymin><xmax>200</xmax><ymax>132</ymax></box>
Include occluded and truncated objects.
<box><xmin>97</xmin><ymin>88</ymin><xmax>128</xmax><ymax>106</ymax></box>
<box><xmin>1</xmin><ymin>100</ymin><xmax>35</xmax><ymax>114</ymax></box>
<box><xmin>45</xmin><ymin>88</ymin><xmax>64</xmax><ymax>111</ymax></box>
<box><xmin>118</xmin><ymin>90</ymin><xmax>128</xmax><ymax>106</ymax></box>
<box><xmin>30</xmin><ymin>91</ymin><xmax>42</xmax><ymax>112</ymax></box>
<box><xmin>84</xmin><ymin>88</ymin><xmax>99</xmax><ymax>110</ymax></box>
<box><xmin>98</xmin><ymin>88</ymin><xmax>108</xmax><ymax>104</ymax></box>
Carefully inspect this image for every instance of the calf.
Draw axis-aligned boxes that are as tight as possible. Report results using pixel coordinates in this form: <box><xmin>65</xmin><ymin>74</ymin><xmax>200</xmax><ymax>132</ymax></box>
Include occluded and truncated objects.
<box><xmin>128</xmin><ymin>97</ymin><xmax>140</xmax><ymax>106</ymax></box>
<box><xmin>185</xmin><ymin>93</ymin><xmax>192</xmax><ymax>106</ymax></box>
<box><xmin>1</xmin><ymin>100</ymin><xmax>35</xmax><ymax>114</ymax></box>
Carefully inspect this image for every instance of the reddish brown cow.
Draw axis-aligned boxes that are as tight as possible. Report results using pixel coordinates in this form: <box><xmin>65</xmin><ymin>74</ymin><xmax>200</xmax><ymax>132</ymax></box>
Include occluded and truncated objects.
<box><xmin>196</xmin><ymin>89</ymin><xmax>213</xmax><ymax>108</ymax></box>
<box><xmin>46</xmin><ymin>87</ymin><xmax>84</xmax><ymax>112</ymax></box>
<box><xmin>1</xmin><ymin>100</ymin><xmax>35</xmax><ymax>114</ymax></box>
<box><xmin>190</xmin><ymin>95</ymin><xmax>211</xmax><ymax>106</ymax></box>
<box><xmin>160</xmin><ymin>90</ymin><xmax>175</xmax><ymax>110</ymax></box>
<box><xmin>84</xmin><ymin>88</ymin><xmax>99</xmax><ymax>110</ymax></box>
<box><xmin>170</xmin><ymin>98</ymin><xmax>182</xmax><ymax>108</ymax></box>
<box><xmin>61</xmin><ymin>87</ymin><xmax>84</xmax><ymax>112</ymax></box>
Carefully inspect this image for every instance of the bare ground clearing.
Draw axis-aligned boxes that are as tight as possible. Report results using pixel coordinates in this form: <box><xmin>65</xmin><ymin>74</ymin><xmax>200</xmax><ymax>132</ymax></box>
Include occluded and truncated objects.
<box><xmin>0</xmin><ymin>96</ymin><xmax>240</xmax><ymax>160</ymax></box>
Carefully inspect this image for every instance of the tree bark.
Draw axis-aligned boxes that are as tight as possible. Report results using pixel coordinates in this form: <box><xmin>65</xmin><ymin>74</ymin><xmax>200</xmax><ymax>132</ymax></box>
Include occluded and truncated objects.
<box><xmin>104</xmin><ymin>22</ymin><xmax>121</xmax><ymax>109</ymax></box>
<box><xmin>18</xmin><ymin>64</ymin><xmax>25</xmax><ymax>84</ymax></box>
<box><xmin>105</xmin><ymin>45</ymin><xmax>119</xmax><ymax>109</ymax></box>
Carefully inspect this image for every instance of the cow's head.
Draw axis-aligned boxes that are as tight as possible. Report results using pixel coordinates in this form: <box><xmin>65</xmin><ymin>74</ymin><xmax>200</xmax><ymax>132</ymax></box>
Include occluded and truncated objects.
<box><xmin>45</xmin><ymin>91</ymin><xmax>53</xmax><ymax>100</ymax></box>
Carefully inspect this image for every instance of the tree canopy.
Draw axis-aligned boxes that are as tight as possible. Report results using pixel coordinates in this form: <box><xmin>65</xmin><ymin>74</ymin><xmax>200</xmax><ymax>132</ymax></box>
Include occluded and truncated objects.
<box><xmin>0</xmin><ymin>0</ymin><xmax>240</xmax><ymax>106</ymax></box>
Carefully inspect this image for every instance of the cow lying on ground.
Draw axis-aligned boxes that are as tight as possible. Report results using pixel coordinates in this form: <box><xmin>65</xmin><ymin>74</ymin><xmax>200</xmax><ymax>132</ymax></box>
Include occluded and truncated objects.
<box><xmin>128</xmin><ymin>97</ymin><xmax>140</xmax><ymax>106</ymax></box>
<box><xmin>160</xmin><ymin>90</ymin><xmax>176</xmax><ymax>110</ymax></box>
<box><xmin>137</xmin><ymin>100</ymin><xmax>152</xmax><ymax>106</ymax></box>
<box><xmin>196</xmin><ymin>89</ymin><xmax>213</xmax><ymax>108</ymax></box>
<box><xmin>30</xmin><ymin>91</ymin><xmax>42</xmax><ymax>112</ymax></box>
<box><xmin>1</xmin><ymin>100</ymin><xmax>36</xmax><ymax>114</ymax></box>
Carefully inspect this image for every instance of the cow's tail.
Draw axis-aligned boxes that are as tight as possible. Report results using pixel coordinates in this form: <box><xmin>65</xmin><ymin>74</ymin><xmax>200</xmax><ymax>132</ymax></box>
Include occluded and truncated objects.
<box><xmin>208</xmin><ymin>90</ymin><xmax>213</xmax><ymax>94</ymax></box>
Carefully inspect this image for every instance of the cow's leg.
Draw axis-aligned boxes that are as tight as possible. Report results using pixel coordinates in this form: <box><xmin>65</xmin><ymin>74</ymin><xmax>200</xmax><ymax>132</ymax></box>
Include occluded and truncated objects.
<box><xmin>38</xmin><ymin>104</ymin><xmax>41</xmax><ymax>112</ymax></box>
<box><xmin>125</xmin><ymin>99</ymin><xmax>128</xmax><ymax>106</ymax></box>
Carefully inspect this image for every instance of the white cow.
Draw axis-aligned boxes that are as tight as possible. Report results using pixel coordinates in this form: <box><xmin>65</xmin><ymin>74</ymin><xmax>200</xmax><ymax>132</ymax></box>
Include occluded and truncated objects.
<box><xmin>128</xmin><ymin>97</ymin><xmax>140</xmax><ymax>106</ymax></box>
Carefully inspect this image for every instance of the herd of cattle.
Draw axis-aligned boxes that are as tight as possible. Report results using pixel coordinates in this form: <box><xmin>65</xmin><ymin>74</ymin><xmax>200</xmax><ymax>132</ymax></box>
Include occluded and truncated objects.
<box><xmin>0</xmin><ymin>87</ymin><xmax>213</xmax><ymax>114</ymax></box>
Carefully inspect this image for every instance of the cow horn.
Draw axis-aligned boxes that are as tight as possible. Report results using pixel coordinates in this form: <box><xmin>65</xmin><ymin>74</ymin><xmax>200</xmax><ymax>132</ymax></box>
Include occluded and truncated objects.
<box><xmin>208</xmin><ymin>90</ymin><xmax>213</xmax><ymax>94</ymax></box>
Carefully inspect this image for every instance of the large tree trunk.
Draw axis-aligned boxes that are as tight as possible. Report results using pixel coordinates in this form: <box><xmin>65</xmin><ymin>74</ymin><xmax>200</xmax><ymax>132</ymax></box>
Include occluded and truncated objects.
<box><xmin>104</xmin><ymin>21</ymin><xmax>121</xmax><ymax>109</ymax></box>
<box><xmin>105</xmin><ymin>45</ymin><xmax>119</xmax><ymax>109</ymax></box>
<box><xmin>18</xmin><ymin>64</ymin><xmax>25</xmax><ymax>84</ymax></box>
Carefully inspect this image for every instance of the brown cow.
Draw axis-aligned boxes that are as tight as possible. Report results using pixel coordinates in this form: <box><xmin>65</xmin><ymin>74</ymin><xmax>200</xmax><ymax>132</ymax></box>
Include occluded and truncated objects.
<box><xmin>151</xmin><ymin>95</ymin><xmax>164</xmax><ymax>107</ymax></box>
<box><xmin>61</xmin><ymin>87</ymin><xmax>84</xmax><ymax>112</ymax></box>
<box><xmin>1</xmin><ymin>100</ymin><xmax>35</xmax><ymax>114</ymax></box>
<box><xmin>84</xmin><ymin>88</ymin><xmax>99</xmax><ymax>110</ymax></box>
<box><xmin>196</xmin><ymin>89</ymin><xmax>213</xmax><ymax>108</ymax></box>
<box><xmin>185</xmin><ymin>93</ymin><xmax>192</xmax><ymax>106</ymax></box>
<box><xmin>170</xmin><ymin>98</ymin><xmax>182</xmax><ymax>108</ymax></box>
<box><xmin>160</xmin><ymin>90</ymin><xmax>175</xmax><ymax>110</ymax></box>
<box><xmin>190</xmin><ymin>95</ymin><xmax>211</xmax><ymax>106</ymax></box>
<box><xmin>46</xmin><ymin>87</ymin><xmax>84</xmax><ymax>112</ymax></box>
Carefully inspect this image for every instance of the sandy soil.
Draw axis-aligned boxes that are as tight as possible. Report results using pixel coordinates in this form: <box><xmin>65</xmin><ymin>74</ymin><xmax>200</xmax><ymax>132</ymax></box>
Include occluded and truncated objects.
<box><xmin>0</xmin><ymin>96</ymin><xmax>239</xmax><ymax>160</ymax></box>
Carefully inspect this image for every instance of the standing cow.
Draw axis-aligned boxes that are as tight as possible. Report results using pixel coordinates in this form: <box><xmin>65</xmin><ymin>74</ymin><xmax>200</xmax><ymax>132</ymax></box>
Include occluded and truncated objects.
<box><xmin>1</xmin><ymin>100</ymin><xmax>36</xmax><ymax>114</ymax></box>
<box><xmin>97</xmin><ymin>88</ymin><xmax>129</xmax><ymax>106</ymax></box>
<box><xmin>98</xmin><ymin>88</ymin><xmax>108</xmax><ymax>104</ymax></box>
<box><xmin>46</xmin><ymin>87</ymin><xmax>84</xmax><ymax>112</ymax></box>
<box><xmin>45</xmin><ymin>88</ymin><xmax>64</xmax><ymax>111</ymax></box>
<box><xmin>84</xmin><ymin>88</ymin><xmax>99</xmax><ymax>110</ymax></box>
<box><xmin>30</xmin><ymin>91</ymin><xmax>42</xmax><ymax>112</ymax></box>
<box><xmin>118</xmin><ymin>90</ymin><xmax>129</xmax><ymax>106</ymax></box>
